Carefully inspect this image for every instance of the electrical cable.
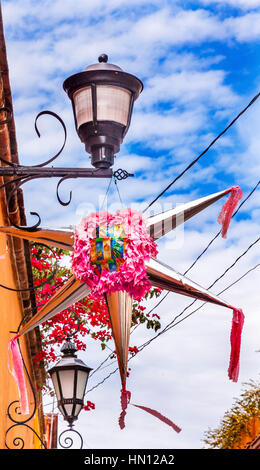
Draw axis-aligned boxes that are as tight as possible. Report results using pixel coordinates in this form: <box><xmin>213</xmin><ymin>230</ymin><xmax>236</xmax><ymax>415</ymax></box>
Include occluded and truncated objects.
<box><xmin>143</xmin><ymin>92</ymin><xmax>260</xmax><ymax>214</ymax></box>
<box><xmin>43</xmin><ymin>234</ymin><xmax>260</xmax><ymax>405</ymax></box>
<box><xmin>83</xmin><ymin>180</ymin><xmax>260</xmax><ymax>388</ymax></box>
<box><xmin>184</xmin><ymin>179</ymin><xmax>260</xmax><ymax>276</ymax></box>
<box><xmin>43</xmin><ymin>93</ymin><xmax>260</xmax><ymax>403</ymax></box>
<box><xmin>145</xmin><ymin>262</ymin><xmax>260</xmax><ymax>336</ymax></box>
<box><xmin>138</xmin><ymin>178</ymin><xmax>260</xmax><ymax>326</ymax></box>
<box><xmin>82</xmin><ymin>261</ymin><xmax>260</xmax><ymax>395</ymax></box>
<box><xmin>138</xmin><ymin>235</ymin><xmax>260</xmax><ymax>351</ymax></box>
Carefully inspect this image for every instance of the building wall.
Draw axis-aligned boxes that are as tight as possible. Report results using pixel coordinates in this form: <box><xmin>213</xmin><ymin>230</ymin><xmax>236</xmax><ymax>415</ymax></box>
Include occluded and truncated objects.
<box><xmin>0</xmin><ymin>208</ymin><xmax>44</xmax><ymax>448</ymax></box>
<box><xmin>0</xmin><ymin>9</ymin><xmax>45</xmax><ymax>448</ymax></box>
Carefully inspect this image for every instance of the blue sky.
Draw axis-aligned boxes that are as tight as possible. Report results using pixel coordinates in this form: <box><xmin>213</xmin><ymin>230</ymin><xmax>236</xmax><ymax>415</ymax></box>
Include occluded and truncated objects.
<box><xmin>1</xmin><ymin>0</ymin><xmax>260</xmax><ymax>449</ymax></box>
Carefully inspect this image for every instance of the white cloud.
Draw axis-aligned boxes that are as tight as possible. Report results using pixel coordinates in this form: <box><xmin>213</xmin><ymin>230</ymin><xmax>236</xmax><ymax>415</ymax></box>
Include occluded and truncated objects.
<box><xmin>140</xmin><ymin>70</ymin><xmax>238</xmax><ymax>109</ymax></box>
<box><xmin>200</xmin><ymin>0</ymin><xmax>260</xmax><ymax>10</ymax></box>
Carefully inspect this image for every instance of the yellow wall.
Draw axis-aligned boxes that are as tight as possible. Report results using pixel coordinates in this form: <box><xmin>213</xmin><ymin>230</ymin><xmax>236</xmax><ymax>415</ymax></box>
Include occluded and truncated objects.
<box><xmin>233</xmin><ymin>417</ymin><xmax>260</xmax><ymax>449</ymax></box>
<box><xmin>0</xmin><ymin>209</ymin><xmax>43</xmax><ymax>449</ymax></box>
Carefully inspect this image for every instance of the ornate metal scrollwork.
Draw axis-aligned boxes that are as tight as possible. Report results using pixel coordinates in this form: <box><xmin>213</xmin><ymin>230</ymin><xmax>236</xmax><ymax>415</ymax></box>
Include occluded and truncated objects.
<box><xmin>5</xmin><ymin>336</ymin><xmax>47</xmax><ymax>449</ymax></box>
<box><xmin>0</xmin><ymin>110</ymin><xmax>67</xmax><ymax>230</ymax></box>
<box><xmin>1</xmin><ymin>107</ymin><xmax>133</xmax><ymax>449</ymax></box>
<box><xmin>5</xmin><ymin>285</ymin><xmax>84</xmax><ymax>449</ymax></box>
<box><xmin>0</xmin><ymin>109</ymin><xmax>133</xmax><ymax>232</ymax></box>
<box><xmin>58</xmin><ymin>427</ymin><xmax>83</xmax><ymax>449</ymax></box>
<box><xmin>34</xmin><ymin>110</ymin><xmax>67</xmax><ymax>168</ymax></box>
<box><xmin>113</xmin><ymin>168</ymin><xmax>133</xmax><ymax>180</ymax></box>
<box><xmin>62</xmin><ymin>308</ymin><xmax>81</xmax><ymax>338</ymax></box>
<box><xmin>56</xmin><ymin>175</ymin><xmax>73</xmax><ymax>207</ymax></box>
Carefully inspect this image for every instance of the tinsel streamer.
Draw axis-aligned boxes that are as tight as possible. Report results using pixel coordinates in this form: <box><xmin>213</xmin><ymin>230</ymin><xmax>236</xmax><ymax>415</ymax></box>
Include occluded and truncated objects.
<box><xmin>218</xmin><ymin>186</ymin><xmax>243</xmax><ymax>238</ymax></box>
<box><xmin>118</xmin><ymin>382</ymin><xmax>131</xmax><ymax>430</ymax></box>
<box><xmin>131</xmin><ymin>404</ymin><xmax>181</xmax><ymax>433</ymax></box>
<box><xmin>228</xmin><ymin>308</ymin><xmax>245</xmax><ymax>382</ymax></box>
<box><xmin>118</xmin><ymin>382</ymin><xmax>181</xmax><ymax>432</ymax></box>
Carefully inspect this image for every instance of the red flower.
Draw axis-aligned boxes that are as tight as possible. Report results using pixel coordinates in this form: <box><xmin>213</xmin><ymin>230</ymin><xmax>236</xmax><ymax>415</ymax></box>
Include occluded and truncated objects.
<box><xmin>129</xmin><ymin>346</ymin><xmax>139</xmax><ymax>356</ymax></box>
<box><xmin>83</xmin><ymin>401</ymin><xmax>95</xmax><ymax>411</ymax></box>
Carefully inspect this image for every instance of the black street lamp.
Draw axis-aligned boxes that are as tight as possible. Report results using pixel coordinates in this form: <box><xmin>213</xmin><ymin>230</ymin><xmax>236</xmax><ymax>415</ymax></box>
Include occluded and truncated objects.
<box><xmin>0</xmin><ymin>54</ymin><xmax>140</xmax><ymax>230</ymax></box>
<box><xmin>63</xmin><ymin>53</ymin><xmax>143</xmax><ymax>169</ymax></box>
<box><xmin>48</xmin><ymin>337</ymin><xmax>92</xmax><ymax>429</ymax></box>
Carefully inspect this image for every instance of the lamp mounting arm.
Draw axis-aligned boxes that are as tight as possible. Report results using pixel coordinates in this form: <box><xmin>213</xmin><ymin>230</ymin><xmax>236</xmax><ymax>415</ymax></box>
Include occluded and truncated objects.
<box><xmin>0</xmin><ymin>109</ymin><xmax>133</xmax><ymax>231</ymax></box>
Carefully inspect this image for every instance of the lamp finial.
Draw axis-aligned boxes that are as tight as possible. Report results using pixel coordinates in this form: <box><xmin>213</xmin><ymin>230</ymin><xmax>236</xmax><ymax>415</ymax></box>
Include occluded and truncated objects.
<box><xmin>98</xmin><ymin>53</ymin><xmax>108</xmax><ymax>63</ymax></box>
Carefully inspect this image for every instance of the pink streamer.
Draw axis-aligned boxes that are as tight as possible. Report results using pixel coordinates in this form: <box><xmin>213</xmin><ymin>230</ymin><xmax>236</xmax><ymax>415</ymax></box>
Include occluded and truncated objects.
<box><xmin>8</xmin><ymin>335</ymin><xmax>29</xmax><ymax>415</ymax></box>
<box><xmin>132</xmin><ymin>404</ymin><xmax>182</xmax><ymax>433</ymax></box>
<box><xmin>218</xmin><ymin>186</ymin><xmax>243</xmax><ymax>238</ymax></box>
<box><xmin>118</xmin><ymin>382</ymin><xmax>181</xmax><ymax>433</ymax></box>
<box><xmin>118</xmin><ymin>383</ymin><xmax>131</xmax><ymax>430</ymax></box>
<box><xmin>228</xmin><ymin>308</ymin><xmax>245</xmax><ymax>382</ymax></box>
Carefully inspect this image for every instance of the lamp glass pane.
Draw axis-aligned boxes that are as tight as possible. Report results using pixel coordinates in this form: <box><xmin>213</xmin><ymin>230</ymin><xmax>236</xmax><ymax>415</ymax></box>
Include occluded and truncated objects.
<box><xmin>73</xmin><ymin>86</ymin><xmax>93</xmax><ymax>129</ymax></box>
<box><xmin>58</xmin><ymin>404</ymin><xmax>64</xmax><ymax>416</ymax></box>
<box><xmin>64</xmin><ymin>404</ymin><xmax>73</xmax><ymax>417</ymax></box>
<box><xmin>51</xmin><ymin>371</ymin><xmax>61</xmax><ymax>401</ymax></box>
<box><xmin>76</xmin><ymin>370</ymin><xmax>89</xmax><ymax>400</ymax></box>
<box><xmin>74</xmin><ymin>404</ymin><xmax>82</xmax><ymax>417</ymax></box>
<box><xmin>97</xmin><ymin>85</ymin><xmax>131</xmax><ymax>125</ymax></box>
<box><xmin>58</xmin><ymin>369</ymin><xmax>75</xmax><ymax>398</ymax></box>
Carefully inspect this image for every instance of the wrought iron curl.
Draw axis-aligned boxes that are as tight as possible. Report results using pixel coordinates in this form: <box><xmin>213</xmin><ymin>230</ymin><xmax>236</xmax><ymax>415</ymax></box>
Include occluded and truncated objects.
<box><xmin>0</xmin><ymin>109</ymin><xmax>66</xmax><ymax>169</ymax></box>
<box><xmin>5</xmin><ymin>423</ymin><xmax>47</xmax><ymax>449</ymax></box>
<box><xmin>58</xmin><ymin>427</ymin><xmax>83</xmax><ymax>449</ymax></box>
<box><xmin>62</xmin><ymin>308</ymin><xmax>82</xmax><ymax>338</ymax></box>
<box><xmin>5</xmin><ymin>424</ymin><xmax>47</xmax><ymax>449</ymax></box>
<box><xmin>0</xmin><ymin>110</ymin><xmax>133</xmax><ymax>231</ymax></box>
<box><xmin>56</xmin><ymin>175</ymin><xmax>73</xmax><ymax>206</ymax></box>
<box><xmin>5</xmin><ymin>428</ymin><xmax>25</xmax><ymax>449</ymax></box>
<box><xmin>33</xmin><ymin>110</ymin><xmax>67</xmax><ymax>168</ymax></box>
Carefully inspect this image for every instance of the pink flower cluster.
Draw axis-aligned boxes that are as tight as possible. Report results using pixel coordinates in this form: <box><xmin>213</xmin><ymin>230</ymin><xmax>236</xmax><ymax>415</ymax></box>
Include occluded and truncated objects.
<box><xmin>71</xmin><ymin>209</ymin><xmax>158</xmax><ymax>299</ymax></box>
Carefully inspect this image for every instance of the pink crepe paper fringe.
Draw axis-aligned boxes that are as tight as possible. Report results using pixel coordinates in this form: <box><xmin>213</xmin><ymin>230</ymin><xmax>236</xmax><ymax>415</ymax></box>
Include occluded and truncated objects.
<box><xmin>118</xmin><ymin>383</ymin><xmax>131</xmax><ymax>430</ymax></box>
<box><xmin>118</xmin><ymin>382</ymin><xmax>181</xmax><ymax>432</ymax></box>
<box><xmin>132</xmin><ymin>404</ymin><xmax>182</xmax><ymax>433</ymax></box>
<box><xmin>8</xmin><ymin>335</ymin><xmax>29</xmax><ymax>415</ymax></box>
<box><xmin>218</xmin><ymin>186</ymin><xmax>243</xmax><ymax>238</ymax></box>
<box><xmin>71</xmin><ymin>209</ymin><xmax>158</xmax><ymax>300</ymax></box>
<box><xmin>228</xmin><ymin>308</ymin><xmax>245</xmax><ymax>382</ymax></box>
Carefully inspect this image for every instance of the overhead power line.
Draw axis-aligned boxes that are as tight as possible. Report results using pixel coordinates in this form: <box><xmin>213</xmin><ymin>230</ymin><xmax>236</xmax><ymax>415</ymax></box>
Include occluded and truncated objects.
<box><xmin>84</xmin><ymin>178</ymin><xmax>260</xmax><ymax>388</ymax></box>
<box><xmin>184</xmin><ymin>179</ymin><xmax>260</xmax><ymax>276</ymax></box>
<box><xmin>143</xmin><ymin>92</ymin><xmax>260</xmax><ymax>213</ymax></box>
<box><xmin>44</xmin><ymin>259</ymin><xmax>260</xmax><ymax>407</ymax></box>
<box><xmin>43</xmin><ymin>91</ymin><xmax>260</xmax><ymax>407</ymax></box>
<box><xmin>142</xmin><ymin>262</ymin><xmax>260</xmax><ymax>338</ymax></box>
<box><xmin>84</xmin><ymin>241</ymin><xmax>260</xmax><ymax>395</ymax></box>
<box><xmin>142</xmin><ymin>178</ymin><xmax>260</xmax><ymax>322</ymax></box>
<box><xmin>138</xmin><ymin>234</ymin><xmax>260</xmax><ymax>352</ymax></box>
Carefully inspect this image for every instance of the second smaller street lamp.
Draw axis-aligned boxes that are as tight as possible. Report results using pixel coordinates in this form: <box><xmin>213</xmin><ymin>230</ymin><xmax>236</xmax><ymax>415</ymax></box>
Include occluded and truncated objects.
<box><xmin>63</xmin><ymin>53</ymin><xmax>143</xmax><ymax>169</ymax></box>
<box><xmin>48</xmin><ymin>338</ymin><xmax>92</xmax><ymax>428</ymax></box>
